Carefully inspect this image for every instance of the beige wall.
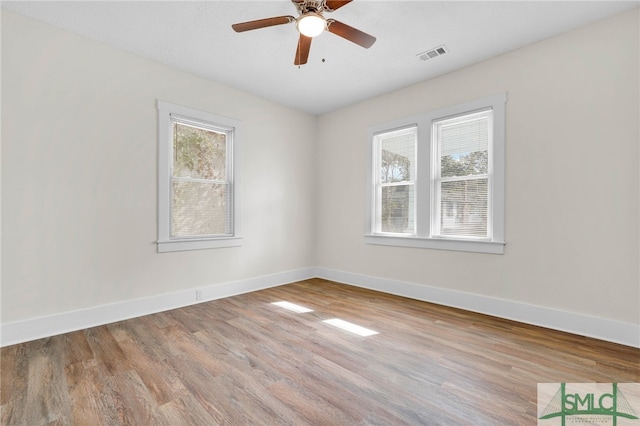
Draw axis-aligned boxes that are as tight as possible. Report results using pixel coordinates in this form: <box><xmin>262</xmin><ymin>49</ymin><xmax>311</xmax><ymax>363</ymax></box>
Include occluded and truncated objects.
<box><xmin>1</xmin><ymin>11</ymin><xmax>316</xmax><ymax>323</ymax></box>
<box><xmin>316</xmin><ymin>9</ymin><xmax>639</xmax><ymax>324</ymax></box>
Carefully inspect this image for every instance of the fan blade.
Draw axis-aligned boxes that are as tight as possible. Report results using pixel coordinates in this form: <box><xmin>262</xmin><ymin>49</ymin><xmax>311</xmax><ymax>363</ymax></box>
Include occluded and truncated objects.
<box><xmin>325</xmin><ymin>0</ymin><xmax>352</xmax><ymax>12</ymax></box>
<box><xmin>294</xmin><ymin>34</ymin><xmax>312</xmax><ymax>65</ymax></box>
<box><xmin>232</xmin><ymin>16</ymin><xmax>294</xmax><ymax>32</ymax></box>
<box><xmin>326</xmin><ymin>19</ymin><xmax>376</xmax><ymax>48</ymax></box>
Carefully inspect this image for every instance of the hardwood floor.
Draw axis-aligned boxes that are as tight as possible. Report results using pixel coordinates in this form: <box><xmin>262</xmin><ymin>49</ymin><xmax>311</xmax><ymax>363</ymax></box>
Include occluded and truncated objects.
<box><xmin>1</xmin><ymin>279</ymin><xmax>638</xmax><ymax>425</ymax></box>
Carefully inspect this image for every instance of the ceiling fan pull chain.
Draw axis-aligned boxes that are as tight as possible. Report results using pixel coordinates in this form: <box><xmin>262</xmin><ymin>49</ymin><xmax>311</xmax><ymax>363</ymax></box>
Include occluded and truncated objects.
<box><xmin>321</xmin><ymin>34</ymin><xmax>326</xmax><ymax>63</ymax></box>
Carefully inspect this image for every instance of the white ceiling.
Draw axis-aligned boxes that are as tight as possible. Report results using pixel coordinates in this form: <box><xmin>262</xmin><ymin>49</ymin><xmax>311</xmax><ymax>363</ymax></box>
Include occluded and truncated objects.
<box><xmin>3</xmin><ymin>1</ymin><xmax>638</xmax><ymax>115</ymax></box>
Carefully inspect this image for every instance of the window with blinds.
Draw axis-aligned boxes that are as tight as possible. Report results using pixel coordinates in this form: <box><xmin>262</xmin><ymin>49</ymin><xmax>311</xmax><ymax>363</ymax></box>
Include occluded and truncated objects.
<box><xmin>157</xmin><ymin>100</ymin><xmax>241</xmax><ymax>253</ymax></box>
<box><xmin>373</xmin><ymin>127</ymin><xmax>417</xmax><ymax>234</ymax></box>
<box><xmin>171</xmin><ymin>119</ymin><xmax>232</xmax><ymax>238</ymax></box>
<box><xmin>432</xmin><ymin>110</ymin><xmax>491</xmax><ymax>239</ymax></box>
<box><xmin>366</xmin><ymin>93</ymin><xmax>506</xmax><ymax>254</ymax></box>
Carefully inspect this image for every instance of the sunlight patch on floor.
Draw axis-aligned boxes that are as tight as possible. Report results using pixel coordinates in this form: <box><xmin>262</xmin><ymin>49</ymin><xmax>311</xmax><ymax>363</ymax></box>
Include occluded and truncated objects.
<box><xmin>322</xmin><ymin>318</ymin><xmax>378</xmax><ymax>336</ymax></box>
<box><xmin>271</xmin><ymin>301</ymin><xmax>313</xmax><ymax>313</ymax></box>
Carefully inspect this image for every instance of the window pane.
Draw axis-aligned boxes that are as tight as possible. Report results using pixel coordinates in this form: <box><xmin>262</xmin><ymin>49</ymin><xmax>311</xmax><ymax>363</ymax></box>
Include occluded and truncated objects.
<box><xmin>440</xmin><ymin>114</ymin><xmax>489</xmax><ymax>178</ymax></box>
<box><xmin>173</xmin><ymin>122</ymin><xmax>226</xmax><ymax>180</ymax></box>
<box><xmin>381</xmin><ymin>184</ymin><xmax>414</xmax><ymax>233</ymax></box>
<box><xmin>380</xmin><ymin>130</ymin><xmax>416</xmax><ymax>184</ymax></box>
<box><xmin>440</xmin><ymin>178</ymin><xmax>488</xmax><ymax>237</ymax></box>
<box><xmin>171</xmin><ymin>180</ymin><xmax>228</xmax><ymax>237</ymax></box>
<box><xmin>441</xmin><ymin>150</ymin><xmax>488</xmax><ymax>178</ymax></box>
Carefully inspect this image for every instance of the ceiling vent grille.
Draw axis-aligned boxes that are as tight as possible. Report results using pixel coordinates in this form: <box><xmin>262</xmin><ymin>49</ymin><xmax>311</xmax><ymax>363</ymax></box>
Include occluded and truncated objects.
<box><xmin>417</xmin><ymin>45</ymin><xmax>448</xmax><ymax>61</ymax></box>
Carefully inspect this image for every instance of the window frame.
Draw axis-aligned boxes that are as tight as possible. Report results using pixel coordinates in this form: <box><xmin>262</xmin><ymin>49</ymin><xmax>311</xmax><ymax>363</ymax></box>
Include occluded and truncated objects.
<box><xmin>365</xmin><ymin>93</ymin><xmax>506</xmax><ymax>254</ymax></box>
<box><xmin>157</xmin><ymin>100</ymin><xmax>242</xmax><ymax>253</ymax></box>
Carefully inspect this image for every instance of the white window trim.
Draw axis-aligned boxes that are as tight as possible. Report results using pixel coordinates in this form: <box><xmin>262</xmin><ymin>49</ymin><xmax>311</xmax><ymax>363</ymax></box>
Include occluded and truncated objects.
<box><xmin>365</xmin><ymin>93</ymin><xmax>506</xmax><ymax>254</ymax></box>
<box><xmin>157</xmin><ymin>100</ymin><xmax>242</xmax><ymax>253</ymax></box>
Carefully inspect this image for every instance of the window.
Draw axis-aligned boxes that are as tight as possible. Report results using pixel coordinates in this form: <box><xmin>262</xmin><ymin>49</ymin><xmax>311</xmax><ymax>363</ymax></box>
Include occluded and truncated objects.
<box><xmin>366</xmin><ymin>94</ymin><xmax>506</xmax><ymax>254</ymax></box>
<box><xmin>432</xmin><ymin>110</ymin><xmax>491</xmax><ymax>239</ymax></box>
<box><xmin>373</xmin><ymin>127</ymin><xmax>417</xmax><ymax>235</ymax></box>
<box><xmin>157</xmin><ymin>101</ymin><xmax>241</xmax><ymax>252</ymax></box>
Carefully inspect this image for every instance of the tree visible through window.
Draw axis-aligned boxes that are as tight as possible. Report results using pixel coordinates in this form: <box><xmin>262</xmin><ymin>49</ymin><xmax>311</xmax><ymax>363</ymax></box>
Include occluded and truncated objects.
<box><xmin>381</xmin><ymin>149</ymin><xmax>411</xmax><ymax>232</ymax></box>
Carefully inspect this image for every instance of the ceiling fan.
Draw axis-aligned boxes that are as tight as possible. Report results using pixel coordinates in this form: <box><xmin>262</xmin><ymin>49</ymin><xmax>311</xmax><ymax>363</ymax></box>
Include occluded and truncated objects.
<box><xmin>231</xmin><ymin>0</ymin><xmax>376</xmax><ymax>66</ymax></box>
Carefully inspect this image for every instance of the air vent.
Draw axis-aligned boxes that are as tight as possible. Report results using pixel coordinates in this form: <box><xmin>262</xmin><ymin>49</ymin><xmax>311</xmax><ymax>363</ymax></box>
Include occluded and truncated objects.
<box><xmin>417</xmin><ymin>45</ymin><xmax>448</xmax><ymax>62</ymax></box>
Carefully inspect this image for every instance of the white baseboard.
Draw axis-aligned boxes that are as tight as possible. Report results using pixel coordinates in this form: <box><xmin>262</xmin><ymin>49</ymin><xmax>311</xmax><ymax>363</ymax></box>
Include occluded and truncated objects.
<box><xmin>316</xmin><ymin>268</ymin><xmax>640</xmax><ymax>349</ymax></box>
<box><xmin>3</xmin><ymin>266</ymin><xmax>638</xmax><ymax>348</ymax></box>
<box><xmin>0</xmin><ymin>268</ymin><xmax>316</xmax><ymax>347</ymax></box>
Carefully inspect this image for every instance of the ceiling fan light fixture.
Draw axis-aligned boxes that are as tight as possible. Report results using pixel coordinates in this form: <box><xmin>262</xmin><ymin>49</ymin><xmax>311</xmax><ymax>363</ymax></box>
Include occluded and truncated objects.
<box><xmin>297</xmin><ymin>12</ymin><xmax>326</xmax><ymax>37</ymax></box>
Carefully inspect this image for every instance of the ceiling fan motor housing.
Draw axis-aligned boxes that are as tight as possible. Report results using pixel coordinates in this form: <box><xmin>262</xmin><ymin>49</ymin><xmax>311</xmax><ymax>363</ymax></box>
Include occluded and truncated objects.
<box><xmin>295</xmin><ymin>0</ymin><xmax>325</xmax><ymax>14</ymax></box>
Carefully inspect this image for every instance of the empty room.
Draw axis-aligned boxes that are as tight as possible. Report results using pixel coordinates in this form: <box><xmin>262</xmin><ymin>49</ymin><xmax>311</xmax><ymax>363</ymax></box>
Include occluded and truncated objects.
<box><xmin>1</xmin><ymin>1</ymin><xmax>639</xmax><ymax>424</ymax></box>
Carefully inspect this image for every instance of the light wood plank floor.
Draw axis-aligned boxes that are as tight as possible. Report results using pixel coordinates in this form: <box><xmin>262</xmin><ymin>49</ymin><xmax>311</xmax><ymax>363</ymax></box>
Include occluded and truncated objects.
<box><xmin>1</xmin><ymin>279</ymin><xmax>638</xmax><ymax>425</ymax></box>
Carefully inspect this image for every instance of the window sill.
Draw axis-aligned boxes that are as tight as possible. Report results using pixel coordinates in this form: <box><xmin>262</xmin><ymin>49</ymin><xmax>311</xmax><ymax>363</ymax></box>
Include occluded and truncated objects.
<box><xmin>365</xmin><ymin>234</ymin><xmax>504</xmax><ymax>254</ymax></box>
<box><xmin>157</xmin><ymin>236</ymin><xmax>243</xmax><ymax>253</ymax></box>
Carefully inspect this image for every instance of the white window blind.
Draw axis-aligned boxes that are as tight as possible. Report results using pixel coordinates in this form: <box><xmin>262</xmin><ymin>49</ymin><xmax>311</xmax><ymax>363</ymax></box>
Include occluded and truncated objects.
<box><xmin>170</xmin><ymin>119</ymin><xmax>232</xmax><ymax>238</ymax></box>
<box><xmin>432</xmin><ymin>110</ymin><xmax>492</xmax><ymax>239</ymax></box>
